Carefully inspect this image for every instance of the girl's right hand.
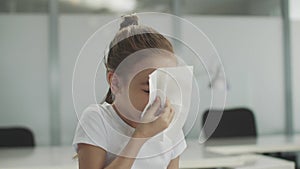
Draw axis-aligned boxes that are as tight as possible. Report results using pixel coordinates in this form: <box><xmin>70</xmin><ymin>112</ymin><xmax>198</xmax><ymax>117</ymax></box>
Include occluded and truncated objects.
<box><xmin>133</xmin><ymin>98</ymin><xmax>175</xmax><ymax>139</ymax></box>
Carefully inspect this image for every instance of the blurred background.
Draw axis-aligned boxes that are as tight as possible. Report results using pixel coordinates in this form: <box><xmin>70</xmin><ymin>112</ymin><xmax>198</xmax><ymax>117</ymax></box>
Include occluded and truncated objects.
<box><xmin>0</xmin><ymin>0</ymin><xmax>299</xmax><ymax>151</ymax></box>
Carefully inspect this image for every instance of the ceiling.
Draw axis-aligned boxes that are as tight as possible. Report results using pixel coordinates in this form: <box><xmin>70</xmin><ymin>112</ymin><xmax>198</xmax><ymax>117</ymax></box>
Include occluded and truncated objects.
<box><xmin>0</xmin><ymin>0</ymin><xmax>281</xmax><ymax>16</ymax></box>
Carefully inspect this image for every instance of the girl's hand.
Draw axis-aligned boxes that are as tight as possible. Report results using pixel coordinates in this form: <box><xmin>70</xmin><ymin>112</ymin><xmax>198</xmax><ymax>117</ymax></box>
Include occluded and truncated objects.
<box><xmin>133</xmin><ymin>98</ymin><xmax>174</xmax><ymax>138</ymax></box>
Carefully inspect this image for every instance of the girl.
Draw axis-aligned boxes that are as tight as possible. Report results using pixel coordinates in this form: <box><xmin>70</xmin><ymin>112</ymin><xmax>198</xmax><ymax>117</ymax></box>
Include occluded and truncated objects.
<box><xmin>73</xmin><ymin>14</ymin><xmax>186</xmax><ymax>169</ymax></box>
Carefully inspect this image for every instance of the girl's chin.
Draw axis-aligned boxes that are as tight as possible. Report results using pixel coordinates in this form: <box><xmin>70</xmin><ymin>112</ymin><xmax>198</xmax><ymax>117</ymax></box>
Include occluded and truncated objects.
<box><xmin>122</xmin><ymin>112</ymin><xmax>142</xmax><ymax>122</ymax></box>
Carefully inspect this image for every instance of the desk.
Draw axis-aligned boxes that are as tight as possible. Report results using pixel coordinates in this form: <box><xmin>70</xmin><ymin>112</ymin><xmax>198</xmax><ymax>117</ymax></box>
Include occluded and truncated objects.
<box><xmin>0</xmin><ymin>140</ymin><xmax>295</xmax><ymax>169</ymax></box>
<box><xmin>0</xmin><ymin>146</ymin><xmax>77</xmax><ymax>169</ymax></box>
<box><xmin>233</xmin><ymin>155</ymin><xmax>295</xmax><ymax>169</ymax></box>
<box><xmin>205</xmin><ymin>134</ymin><xmax>300</xmax><ymax>155</ymax></box>
<box><xmin>180</xmin><ymin>139</ymin><xmax>294</xmax><ymax>169</ymax></box>
<box><xmin>180</xmin><ymin>140</ymin><xmax>245</xmax><ymax>168</ymax></box>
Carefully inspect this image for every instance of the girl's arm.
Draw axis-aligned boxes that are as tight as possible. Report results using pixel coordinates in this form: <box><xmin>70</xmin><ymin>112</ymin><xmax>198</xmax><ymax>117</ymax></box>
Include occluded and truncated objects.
<box><xmin>78</xmin><ymin>143</ymin><xmax>107</xmax><ymax>169</ymax></box>
<box><xmin>167</xmin><ymin>156</ymin><xmax>180</xmax><ymax>169</ymax></box>
<box><xmin>78</xmin><ymin>98</ymin><xmax>175</xmax><ymax>169</ymax></box>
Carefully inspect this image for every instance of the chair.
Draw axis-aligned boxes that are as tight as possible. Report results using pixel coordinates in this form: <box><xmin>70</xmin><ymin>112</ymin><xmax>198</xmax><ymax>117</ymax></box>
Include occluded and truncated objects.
<box><xmin>202</xmin><ymin>108</ymin><xmax>257</xmax><ymax>140</ymax></box>
<box><xmin>0</xmin><ymin>127</ymin><xmax>35</xmax><ymax>148</ymax></box>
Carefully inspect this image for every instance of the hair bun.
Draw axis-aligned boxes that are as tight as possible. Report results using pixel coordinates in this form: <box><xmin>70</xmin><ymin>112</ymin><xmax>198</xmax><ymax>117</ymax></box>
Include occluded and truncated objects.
<box><xmin>120</xmin><ymin>14</ymin><xmax>139</xmax><ymax>30</ymax></box>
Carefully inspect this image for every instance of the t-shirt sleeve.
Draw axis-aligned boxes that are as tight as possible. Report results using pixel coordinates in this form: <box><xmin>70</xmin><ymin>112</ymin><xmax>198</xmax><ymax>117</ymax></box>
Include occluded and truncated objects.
<box><xmin>73</xmin><ymin>105</ymin><xmax>108</xmax><ymax>152</ymax></box>
<box><xmin>170</xmin><ymin>131</ymin><xmax>187</xmax><ymax>159</ymax></box>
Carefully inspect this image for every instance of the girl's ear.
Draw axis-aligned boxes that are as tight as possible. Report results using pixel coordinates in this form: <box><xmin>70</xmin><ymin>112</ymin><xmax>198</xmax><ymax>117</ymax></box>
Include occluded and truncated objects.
<box><xmin>107</xmin><ymin>71</ymin><xmax>120</xmax><ymax>95</ymax></box>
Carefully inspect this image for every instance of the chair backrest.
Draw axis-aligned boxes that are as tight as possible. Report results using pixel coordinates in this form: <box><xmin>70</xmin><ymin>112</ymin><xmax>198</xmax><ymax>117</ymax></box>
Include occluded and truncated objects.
<box><xmin>0</xmin><ymin>127</ymin><xmax>35</xmax><ymax>148</ymax></box>
<box><xmin>202</xmin><ymin>108</ymin><xmax>257</xmax><ymax>139</ymax></box>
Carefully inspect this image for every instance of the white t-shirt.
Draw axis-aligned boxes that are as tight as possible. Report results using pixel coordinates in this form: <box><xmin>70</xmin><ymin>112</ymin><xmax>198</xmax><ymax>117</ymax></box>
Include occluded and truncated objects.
<box><xmin>73</xmin><ymin>103</ymin><xmax>186</xmax><ymax>169</ymax></box>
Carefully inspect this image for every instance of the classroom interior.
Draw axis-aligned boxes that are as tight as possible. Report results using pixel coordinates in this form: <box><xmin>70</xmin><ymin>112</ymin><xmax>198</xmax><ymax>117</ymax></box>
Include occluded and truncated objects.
<box><xmin>0</xmin><ymin>0</ymin><xmax>300</xmax><ymax>168</ymax></box>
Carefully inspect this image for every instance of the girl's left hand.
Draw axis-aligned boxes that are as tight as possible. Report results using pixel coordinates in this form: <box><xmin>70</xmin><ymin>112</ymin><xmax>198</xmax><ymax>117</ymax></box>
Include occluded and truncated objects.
<box><xmin>133</xmin><ymin>97</ymin><xmax>174</xmax><ymax>139</ymax></box>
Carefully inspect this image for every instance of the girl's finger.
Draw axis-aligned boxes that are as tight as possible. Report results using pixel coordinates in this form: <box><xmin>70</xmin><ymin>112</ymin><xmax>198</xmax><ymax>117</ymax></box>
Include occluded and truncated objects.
<box><xmin>165</xmin><ymin>98</ymin><xmax>171</xmax><ymax>108</ymax></box>
<box><xmin>159</xmin><ymin>104</ymin><xmax>171</xmax><ymax>120</ymax></box>
<box><xmin>168</xmin><ymin>108</ymin><xmax>175</xmax><ymax>123</ymax></box>
<box><xmin>146</xmin><ymin>97</ymin><xmax>161</xmax><ymax>116</ymax></box>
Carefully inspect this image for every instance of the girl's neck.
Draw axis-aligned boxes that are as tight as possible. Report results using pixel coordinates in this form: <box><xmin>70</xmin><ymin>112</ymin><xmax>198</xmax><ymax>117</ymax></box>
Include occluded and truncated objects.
<box><xmin>112</xmin><ymin>104</ymin><xmax>139</xmax><ymax>128</ymax></box>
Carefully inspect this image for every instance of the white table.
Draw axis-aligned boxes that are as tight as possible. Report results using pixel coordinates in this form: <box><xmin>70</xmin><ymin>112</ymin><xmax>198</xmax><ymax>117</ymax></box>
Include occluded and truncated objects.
<box><xmin>0</xmin><ymin>140</ymin><xmax>295</xmax><ymax>169</ymax></box>
<box><xmin>205</xmin><ymin>134</ymin><xmax>300</xmax><ymax>155</ymax></box>
<box><xmin>232</xmin><ymin>155</ymin><xmax>295</xmax><ymax>169</ymax></box>
<box><xmin>180</xmin><ymin>140</ymin><xmax>245</xmax><ymax>168</ymax></box>
<box><xmin>0</xmin><ymin>146</ymin><xmax>78</xmax><ymax>169</ymax></box>
<box><xmin>180</xmin><ymin>139</ymin><xmax>294</xmax><ymax>169</ymax></box>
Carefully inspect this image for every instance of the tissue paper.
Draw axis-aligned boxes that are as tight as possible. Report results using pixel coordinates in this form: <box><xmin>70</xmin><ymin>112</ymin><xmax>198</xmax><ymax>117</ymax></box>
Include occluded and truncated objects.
<box><xmin>141</xmin><ymin>66</ymin><xmax>194</xmax><ymax>131</ymax></box>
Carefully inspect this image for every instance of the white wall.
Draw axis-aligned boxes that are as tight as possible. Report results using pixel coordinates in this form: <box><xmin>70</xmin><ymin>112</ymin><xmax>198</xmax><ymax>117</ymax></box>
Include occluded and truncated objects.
<box><xmin>0</xmin><ymin>15</ymin><xmax>50</xmax><ymax>146</ymax></box>
<box><xmin>291</xmin><ymin>19</ymin><xmax>300</xmax><ymax>133</ymax></box>
<box><xmin>290</xmin><ymin>0</ymin><xmax>300</xmax><ymax>20</ymax></box>
<box><xmin>289</xmin><ymin>0</ymin><xmax>300</xmax><ymax>134</ymax></box>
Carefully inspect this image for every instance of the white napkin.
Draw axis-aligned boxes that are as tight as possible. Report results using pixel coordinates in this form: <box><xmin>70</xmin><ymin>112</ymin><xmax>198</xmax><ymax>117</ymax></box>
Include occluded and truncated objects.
<box><xmin>140</xmin><ymin>66</ymin><xmax>194</xmax><ymax>141</ymax></box>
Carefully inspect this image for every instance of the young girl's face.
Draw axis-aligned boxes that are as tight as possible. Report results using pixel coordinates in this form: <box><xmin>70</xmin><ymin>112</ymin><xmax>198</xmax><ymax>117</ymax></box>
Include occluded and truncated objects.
<box><xmin>114</xmin><ymin>52</ymin><xmax>177</xmax><ymax>122</ymax></box>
